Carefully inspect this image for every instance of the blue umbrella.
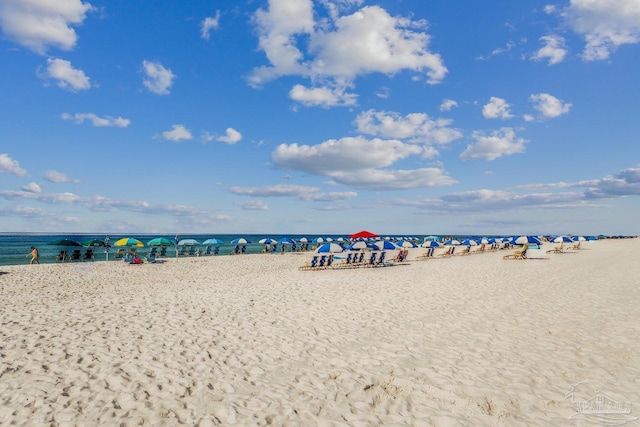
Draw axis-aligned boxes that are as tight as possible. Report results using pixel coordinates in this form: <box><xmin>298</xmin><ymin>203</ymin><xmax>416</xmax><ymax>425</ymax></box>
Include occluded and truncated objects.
<box><xmin>421</xmin><ymin>240</ymin><xmax>441</xmax><ymax>248</ymax></box>
<box><xmin>460</xmin><ymin>239</ymin><xmax>477</xmax><ymax>246</ymax></box>
<box><xmin>444</xmin><ymin>239</ymin><xmax>461</xmax><ymax>246</ymax></box>
<box><xmin>203</xmin><ymin>238</ymin><xmax>224</xmax><ymax>245</ymax></box>
<box><xmin>259</xmin><ymin>238</ymin><xmax>277</xmax><ymax>244</ymax></box>
<box><xmin>512</xmin><ymin>235</ymin><xmax>542</xmax><ymax>245</ymax></box>
<box><xmin>278</xmin><ymin>237</ymin><xmax>295</xmax><ymax>244</ymax></box>
<box><xmin>231</xmin><ymin>238</ymin><xmax>251</xmax><ymax>245</ymax></box>
<box><xmin>374</xmin><ymin>240</ymin><xmax>397</xmax><ymax>250</ymax></box>
<box><xmin>396</xmin><ymin>241</ymin><xmax>418</xmax><ymax>248</ymax></box>
<box><xmin>316</xmin><ymin>243</ymin><xmax>343</xmax><ymax>253</ymax></box>
<box><xmin>552</xmin><ymin>236</ymin><xmax>573</xmax><ymax>243</ymax></box>
<box><xmin>346</xmin><ymin>241</ymin><xmax>376</xmax><ymax>251</ymax></box>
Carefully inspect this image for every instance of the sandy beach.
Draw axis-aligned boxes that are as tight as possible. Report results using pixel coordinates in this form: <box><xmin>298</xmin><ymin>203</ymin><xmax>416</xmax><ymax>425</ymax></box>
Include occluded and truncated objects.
<box><xmin>1</xmin><ymin>239</ymin><xmax>639</xmax><ymax>426</ymax></box>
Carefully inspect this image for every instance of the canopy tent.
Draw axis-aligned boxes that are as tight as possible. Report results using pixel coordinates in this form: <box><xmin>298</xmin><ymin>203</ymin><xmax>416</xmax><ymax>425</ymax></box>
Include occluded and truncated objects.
<box><xmin>349</xmin><ymin>230</ymin><xmax>379</xmax><ymax>239</ymax></box>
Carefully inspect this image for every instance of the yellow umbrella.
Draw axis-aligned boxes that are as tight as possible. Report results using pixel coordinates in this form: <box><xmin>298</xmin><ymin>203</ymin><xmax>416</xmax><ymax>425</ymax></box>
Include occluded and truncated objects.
<box><xmin>114</xmin><ymin>237</ymin><xmax>144</xmax><ymax>247</ymax></box>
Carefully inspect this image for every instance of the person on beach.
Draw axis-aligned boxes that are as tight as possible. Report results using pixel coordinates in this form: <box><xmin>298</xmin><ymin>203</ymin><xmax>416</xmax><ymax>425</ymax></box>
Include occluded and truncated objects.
<box><xmin>26</xmin><ymin>246</ymin><xmax>39</xmax><ymax>264</ymax></box>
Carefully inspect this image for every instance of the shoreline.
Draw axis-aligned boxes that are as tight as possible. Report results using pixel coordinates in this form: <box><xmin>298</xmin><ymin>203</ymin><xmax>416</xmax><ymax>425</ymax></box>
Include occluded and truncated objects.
<box><xmin>1</xmin><ymin>239</ymin><xmax>639</xmax><ymax>425</ymax></box>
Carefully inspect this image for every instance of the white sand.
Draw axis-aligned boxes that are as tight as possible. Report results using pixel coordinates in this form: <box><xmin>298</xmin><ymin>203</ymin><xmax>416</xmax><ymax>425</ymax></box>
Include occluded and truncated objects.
<box><xmin>1</xmin><ymin>239</ymin><xmax>639</xmax><ymax>426</ymax></box>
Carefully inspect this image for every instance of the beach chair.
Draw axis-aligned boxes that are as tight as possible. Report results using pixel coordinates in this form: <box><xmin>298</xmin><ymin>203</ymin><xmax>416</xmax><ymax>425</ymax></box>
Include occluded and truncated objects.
<box><xmin>187</xmin><ymin>247</ymin><xmax>197</xmax><ymax>257</ymax></box>
<box><xmin>325</xmin><ymin>255</ymin><xmax>334</xmax><ymax>268</ymax></box>
<box><xmin>113</xmin><ymin>249</ymin><xmax>125</xmax><ymax>260</ymax></box>
<box><xmin>124</xmin><ymin>253</ymin><xmax>134</xmax><ymax>263</ymax></box>
<box><xmin>375</xmin><ymin>251</ymin><xmax>387</xmax><ymax>267</ymax></box>
<box><xmin>416</xmin><ymin>248</ymin><xmax>435</xmax><ymax>260</ymax></box>
<box><xmin>317</xmin><ymin>255</ymin><xmax>327</xmax><ymax>269</ymax></box>
<box><xmin>333</xmin><ymin>253</ymin><xmax>352</xmax><ymax>269</ymax></box>
<box><xmin>503</xmin><ymin>245</ymin><xmax>528</xmax><ymax>260</ymax></box>
<box><xmin>70</xmin><ymin>249</ymin><xmax>82</xmax><ymax>262</ymax></box>
<box><xmin>56</xmin><ymin>250</ymin><xmax>68</xmax><ymax>263</ymax></box>
<box><xmin>353</xmin><ymin>252</ymin><xmax>365</xmax><ymax>267</ymax></box>
<box><xmin>83</xmin><ymin>249</ymin><xmax>94</xmax><ymax>261</ymax></box>
<box><xmin>299</xmin><ymin>255</ymin><xmax>319</xmax><ymax>270</ymax></box>
<box><xmin>159</xmin><ymin>247</ymin><xmax>168</xmax><ymax>257</ymax></box>
<box><xmin>546</xmin><ymin>244</ymin><xmax>565</xmax><ymax>254</ymax></box>
<box><xmin>365</xmin><ymin>252</ymin><xmax>378</xmax><ymax>267</ymax></box>
<box><xmin>439</xmin><ymin>247</ymin><xmax>455</xmax><ymax>257</ymax></box>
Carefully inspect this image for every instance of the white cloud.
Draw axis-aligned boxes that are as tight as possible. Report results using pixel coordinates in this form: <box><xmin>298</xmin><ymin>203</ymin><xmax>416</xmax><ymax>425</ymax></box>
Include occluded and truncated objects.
<box><xmin>0</xmin><ymin>189</ymin><xmax>80</xmax><ymax>204</ymax></box>
<box><xmin>234</xmin><ymin>200</ymin><xmax>269</xmax><ymax>210</ymax></box>
<box><xmin>328</xmin><ymin>167</ymin><xmax>456</xmax><ymax>190</ymax></box>
<box><xmin>142</xmin><ymin>60</ymin><xmax>176</xmax><ymax>95</ymax></box>
<box><xmin>229</xmin><ymin>184</ymin><xmax>357</xmax><ymax>201</ymax></box>
<box><xmin>40</xmin><ymin>58</ymin><xmax>91</xmax><ymax>91</ymax></box>
<box><xmin>0</xmin><ymin>0</ymin><xmax>93</xmax><ymax>54</ymax></box>
<box><xmin>482</xmin><ymin>97</ymin><xmax>513</xmax><ymax>119</ymax></box>
<box><xmin>22</xmin><ymin>182</ymin><xmax>42</xmax><ymax>193</ymax></box>
<box><xmin>530</xmin><ymin>93</ymin><xmax>572</xmax><ymax>118</ymax></box>
<box><xmin>289</xmin><ymin>84</ymin><xmax>357</xmax><ymax>107</ymax></box>
<box><xmin>531</xmin><ymin>35</ymin><xmax>567</xmax><ymax>65</ymax></box>
<box><xmin>272</xmin><ymin>136</ymin><xmax>422</xmax><ymax>174</ymax></box>
<box><xmin>61</xmin><ymin>112</ymin><xmax>130</xmax><ymax>127</ymax></box>
<box><xmin>439</xmin><ymin>99</ymin><xmax>458</xmax><ymax>111</ymax></box>
<box><xmin>460</xmin><ymin>127</ymin><xmax>527</xmax><ymax>161</ymax></box>
<box><xmin>0</xmin><ymin>153</ymin><xmax>27</xmax><ymax>176</ymax></box>
<box><xmin>585</xmin><ymin>165</ymin><xmax>640</xmax><ymax>198</ymax></box>
<box><xmin>250</xmin><ymin>2</ymin><xmax>447</xmax><ymax>87</ymax></box>
<box><xmin>162</xmin><ymin>124</ymin><xmax>192</xmax><ymax>142</ymax></box>
<box><xmin>201</xmin><ymin>11</ymin><xmax>220</xmax><ymax>40</ymax></box>
<box><xmin>45</xmin><ymin>170</ymin><xmax>74</xmax><ymax>183</ymax></box>
<box><xmin>563</xmin><ymin>0</ymin><xmax>640</xmax><ymax>61</ymax></box>
<box><xmin>355</xmin><ymin>109</ymin><xmax>462</xmax><ymax>145</ymax></box>
<box><xmin>216</xmin><ymin>128</ymin><xmax>242</xmax><ymax>144</ymax></box>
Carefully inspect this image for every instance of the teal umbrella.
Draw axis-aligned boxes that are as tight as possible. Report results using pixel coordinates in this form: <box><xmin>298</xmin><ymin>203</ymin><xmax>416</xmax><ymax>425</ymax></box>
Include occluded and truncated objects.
<box><xmin>147</xmin><ymin>237</ymin><xmax>173</xmax><ymax>246</ymax></box>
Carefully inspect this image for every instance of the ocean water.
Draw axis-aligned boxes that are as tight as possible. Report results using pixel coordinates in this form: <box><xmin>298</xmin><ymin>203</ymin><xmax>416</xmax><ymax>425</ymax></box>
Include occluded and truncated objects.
<box><xmin>0</xmin><ymin>233</ymin><xmax>450</xmax><ymax>266</ymax></box>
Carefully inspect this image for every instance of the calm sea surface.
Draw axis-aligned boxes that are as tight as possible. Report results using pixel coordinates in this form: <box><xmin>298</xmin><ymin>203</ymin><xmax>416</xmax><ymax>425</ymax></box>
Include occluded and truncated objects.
<box><xmin>0</xmin><ymin>233</ymin><xmax>456</xmax><ymax>266</ymax></box>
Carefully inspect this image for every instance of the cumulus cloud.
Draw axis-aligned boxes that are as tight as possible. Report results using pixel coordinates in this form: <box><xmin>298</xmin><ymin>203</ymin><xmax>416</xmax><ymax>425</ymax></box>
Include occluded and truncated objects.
<box><xmin>45</xmin><ymin>170</ymin><xmax>75</xmax><ymax>183</ymax></box>
<box><xmin>355</xmin><ymin>109</ymin><xmax>462</xmax><ymax>146</ymax></box>
<box><xmin>22</xmin><ymin>182</ymin><xmax>42</xmax><ymax>193</ymax></box>
<box><xmin>216</xmin><ymin>128</ymin><xmax>242</xmax><ymax>144</ymax></box>
<box><xmin>142</xmin><ymin>60</ymin><xmax>176</xmax><ymax>95</ymax></box>
<box><xmin>530</xmin><ymin>93</ymin><xmax>572</xmax><ymax>118</ymax></box>
<box><xmin>40</xmin><ymin>58</ymin><xmax>91</xmax><ymax>91</ymax></box>
<box><xmin>482</xmin><ymin>97</ymin><xmax>513</xmax><ymax>119</ymax></box>
<box><xmin>272</xmin><ymin>136</ymin><xmax>422</xmax><ymax>175</ymax></box>
<box><xmin>61</xmin><ymin>112</ymin><xmax>130</xmax><ymax>127</ymax></box>
<box><xmin>531</xmin><ymin>35</ymin><xmax>567</xmax><ymax>65</ymax></box>
<box><xmin>439</xmin><ymin>99</ymin><xmax>458</xmax><ymax>111</ymax></box>
<box><xmin>0</xmin><ymin>0</ymin><xmax>93</xmax><ymax>54</ymax></box>
<box><xmin>234</xmin><ymin>200</ymin><xmax>269</xmax><ymax>210</ymax></box>
<box><xmin>328</xmin><ymin>167</ymin><xmax>456</xmax><ymax>190</ymax></box>
<box><xmin>289</xmin><ymin>84</ymin><xmax>357</xmax><ymax>107</ymax></box>
<box><xmin>250</xmin><ymin>2</ymin><xmax>447</xmax><ymax>88</ymax></box>
<box><xmin>460</xmin><ymin>127</ymin><xmax>527</xmax><ymax>161</ymax></box>
<box><xmin>584</xmin><ymin>165</ymin><xmax>640</xmax><ymax>198</ymax></box>
<box><xmin>161</xmin><ymin>124</ymin><xmax>192</xmax><ymax>142</ymax></box>
<box><xmin>563</xmin><ymin>0</ymin><xmax>640</xmax><ymax>61</ymax></box>
<box><xmin>201</xmin><ymin>11</ymin><xmax>220</xmax><ymax>40</ymax></box>
<box><xmin>0</xmin><ymin>153</ymin><xmax>27</xmax><ymax>176</ymax></box>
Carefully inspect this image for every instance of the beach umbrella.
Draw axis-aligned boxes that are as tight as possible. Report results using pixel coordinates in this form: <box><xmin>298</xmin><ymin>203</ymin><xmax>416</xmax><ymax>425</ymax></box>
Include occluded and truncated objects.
<box><xmin>374</xmin><ymin>240</ymin><xmax>397</xmax><ymax>250</ymax></box>
<box><xmin>259</xmin><ymin>238</ymin><xmax>277</xmax><ymax>244</ymax></box>
<box><xmin>460</xmin><ymin>239</ymin><xmax>478</xmax><ymax>246</ymax></box>
<box><xmin>278</xmin><ymin>237</ymin><xmax>295</xmax><ymax>245</ymax></box>
<box><xmin>572</xmin><ymin>236</ymin><xmax>586</xmax><ymax>242</ymax></box>
<box><xmin>48</xmin><ymin>239</ymin><xmax>83</xmax><ymax>247</ymax></box>
<box><xmin>313</xmin><ymin>237</ymin><xmax>324</xmax><ymax>244</ymax></box>
<box><xmin>336</xmin><ymin>237</ymin><xmax>345</xmax><ymax>242</ymax></box>
<box><xmin>114</xmin><ymin>238</ymin><xmax>144</xmax><ymax>247</ymax></box>
<box><xmin>298</xmin><ymin>237</ymin><xmax>309</xmax><ymax>243</ymax></box>
<box><xmin>81</xmin><ymin>238</ymin><xmax>105</xmax><ymax>247</ymax></box>
<box><xmin>346</xmin><ymin>241</ymin><xmax>376</xmax><ymax>251</ymax></box>
<box><xmin>230</xmin><ymin>238</ymin><xmax>251</xmax><ymax>245</ymax></box>
<box><xmin>147</xmin><ymin>237</ymin><xmax>173</xmax><ymax>246</ymax></box>
<box><xmin>202</xmin><ymin>238</ymin><xmax>224</xmax><ymax>245</ymax></box>
<box><xmin>512</xmin><ymin>236</ymin><xmax>541</xmax><ymax>245</ymax></box>
<box><xmin>424</xmin><ymin>235</ymin><xmax>440</xmax><ymax>241</ymax></box>
<box><xmin>421</xmin><ymin>240</ymin><xmax>441</xmax><ymax>248</ymax></box>
<box><xmin>396</xmin><ymin>241</ymin><xmax>418</xmax><ymax>248</ymax></box>
<box><xmin>444</xmin><ymin>239</ymin><xmax>461</xmax><ymax>246</ymax></box>
<box><xmin>316</xmin><ymin>243</ymin><xmax>344</xmax><ymax>253</ymax></box>
<box><xmin>325</xmin><ymin>237</ymin><xmax>334</xmax><ymax>242</ymax></box>
<box><xmin>349</xmin><ymin>230</ymin><xmax>379</xmax><ymax>239</ymax></box>
<box><xmin>586</xmin><ymin>236</ymin><xmax>597</xmax><ymax>241</ymax></box>
<box><xmin>552</xmin><ymin>236</ymin><xmax>573</xmax><ymax>243</ymax></box>
<box><xmin>178</xmin><ymin>239</ymin><xmax>200</xmax><ymax>246</ymax></box>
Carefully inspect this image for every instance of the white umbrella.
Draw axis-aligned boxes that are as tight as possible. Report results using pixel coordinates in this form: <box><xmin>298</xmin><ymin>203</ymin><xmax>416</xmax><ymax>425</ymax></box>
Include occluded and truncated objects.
<box><xmin>316</xmin><ymin>243</ymin><xmax>344</xmax><ymax>253</ymax></box>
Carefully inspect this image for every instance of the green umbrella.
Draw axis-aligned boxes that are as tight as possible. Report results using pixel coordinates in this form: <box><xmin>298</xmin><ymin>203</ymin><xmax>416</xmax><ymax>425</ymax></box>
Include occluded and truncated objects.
<box><xmin>147</xmin><ymin>237</ymin><xmax>173</xmax><ymax>246</ymax></box>
<box><xmin>48</xmin><ymin>239</ymin><xmax>83</xmax><ymax>247</ymax></box>
<box><xmin>81</xmin><ymin>238</ymin><xmax>105</xmax><ymax>247</ymax></box>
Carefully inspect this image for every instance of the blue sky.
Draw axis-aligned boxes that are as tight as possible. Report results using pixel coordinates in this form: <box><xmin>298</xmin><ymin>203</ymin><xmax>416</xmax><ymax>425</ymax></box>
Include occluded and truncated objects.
<box><xmin>1</xmin><ymin>0</ymin><xmax>639</xmax><ymax>236</ymax></box>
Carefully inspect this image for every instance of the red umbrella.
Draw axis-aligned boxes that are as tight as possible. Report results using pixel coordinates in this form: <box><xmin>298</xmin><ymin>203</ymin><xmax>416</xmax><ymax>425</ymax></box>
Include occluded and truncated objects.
<box><xmin>349</xmin><ymin>230</ymin><xmax>379</xmax><ymax>239</ymax></box>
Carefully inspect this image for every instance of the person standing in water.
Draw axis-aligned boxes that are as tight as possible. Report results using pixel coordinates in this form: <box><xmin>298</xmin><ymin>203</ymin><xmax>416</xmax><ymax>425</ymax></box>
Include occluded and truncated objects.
<box><xmin>26</xmin><ymin>246</ymin><xmax>39</xmax><ymax>264</ymax></box>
